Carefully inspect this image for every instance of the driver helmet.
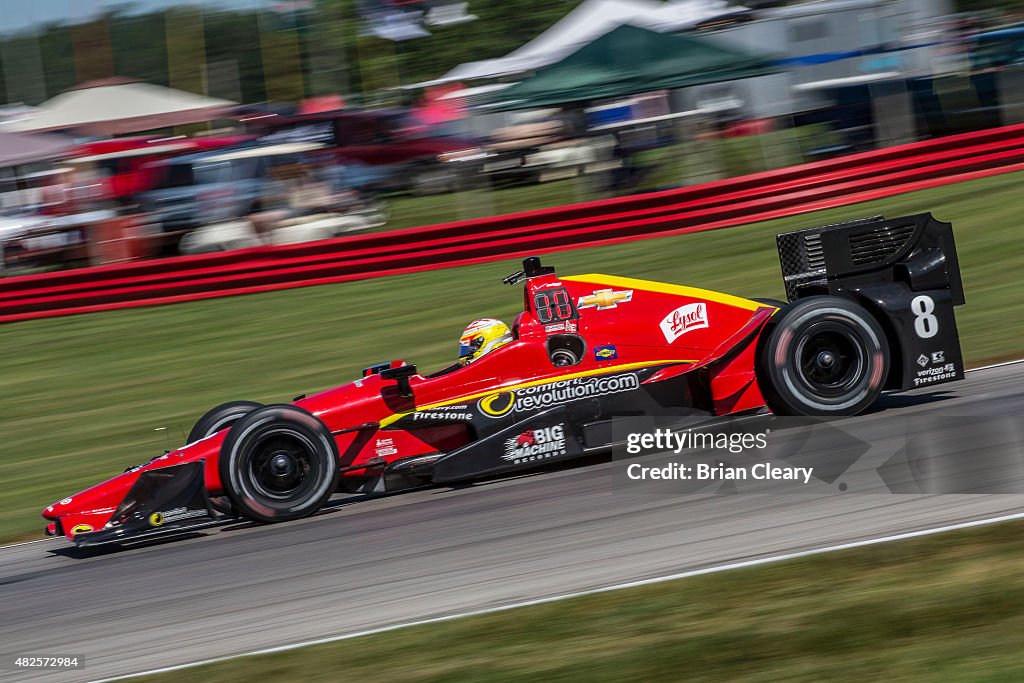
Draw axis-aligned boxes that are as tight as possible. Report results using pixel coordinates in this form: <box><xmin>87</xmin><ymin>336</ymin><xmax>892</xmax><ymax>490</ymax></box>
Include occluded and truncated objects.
<box><xmin>458</xmin><ymin>318</ymin><xmax>512</xmax><ymax>365</ymax></box>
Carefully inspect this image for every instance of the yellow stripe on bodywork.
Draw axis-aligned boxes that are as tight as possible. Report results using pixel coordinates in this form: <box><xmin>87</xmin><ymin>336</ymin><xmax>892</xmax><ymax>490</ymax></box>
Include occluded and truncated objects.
<box><xmin>563</xmin><ymin>274</ymin><xmax>766</xmax><ymax>311</ymax></box>
<box><xmin>379</xmin><ymin>359</ymin><xmax>696</xmax><ymax>428</ymax></box>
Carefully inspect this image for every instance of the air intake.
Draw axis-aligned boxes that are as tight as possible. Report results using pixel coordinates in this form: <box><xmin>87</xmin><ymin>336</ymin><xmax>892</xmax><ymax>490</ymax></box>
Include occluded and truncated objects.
<box><xmin>775</xmin><ymin>213</ymin><xmax>964</xmax><ymax>307</ymax></box>
<box><xmin>848</xmin><ymin>223</ymin><xmax>915</xmax><ymax>266</ymax></box>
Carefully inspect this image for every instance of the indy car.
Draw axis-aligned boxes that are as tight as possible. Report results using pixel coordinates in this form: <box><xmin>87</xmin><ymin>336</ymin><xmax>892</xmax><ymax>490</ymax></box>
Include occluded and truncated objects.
<box><xmin>44</xmin><ymin>212</ymin><xmax>965</xmax><ymax>547</ymax></box>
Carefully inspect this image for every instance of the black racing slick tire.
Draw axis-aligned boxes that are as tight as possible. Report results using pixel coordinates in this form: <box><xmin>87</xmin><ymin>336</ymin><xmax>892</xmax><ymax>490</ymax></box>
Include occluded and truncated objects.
<box><xmin>756</xmin><ymin>296</ymin><xmax>890</xmax><ymax>417</ymax></box>
<box><xmin>218</xmin><ymin>405</ymin><xmax>339</xmax><ymax>523</ymax></box>
<box><xmin>187</xmin><ymin>400</ymin><xmax>264</xmax><ymax>444</ymax></box>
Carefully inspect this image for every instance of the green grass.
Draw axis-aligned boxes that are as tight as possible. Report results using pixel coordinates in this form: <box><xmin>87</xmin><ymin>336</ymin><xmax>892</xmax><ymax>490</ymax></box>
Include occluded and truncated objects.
<box><xmin>133</xmin><ymin>519</ymin><xmax>1024</xmax><ymax>682</ymax></box>
<box><xmin>636</xmin><ymin>125</ymin><xmax>836</xmax><ymax>190</ymax></box>
<box><xmin>385</xmin><ymin>176</ymin><xmax>600</xmax><ymax>230</ymax></box>
<box><xmin>2</xmin><ymin>170</ymin><xmax>1024</xmax><ymax>543</ymax></box>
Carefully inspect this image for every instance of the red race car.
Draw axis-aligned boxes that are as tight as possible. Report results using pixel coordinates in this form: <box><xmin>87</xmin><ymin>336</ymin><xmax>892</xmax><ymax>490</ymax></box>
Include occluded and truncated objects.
<box><xmin>44</xmin><ymin>212</ymin><xmax>966</xmax><ymax>547</ymax></box>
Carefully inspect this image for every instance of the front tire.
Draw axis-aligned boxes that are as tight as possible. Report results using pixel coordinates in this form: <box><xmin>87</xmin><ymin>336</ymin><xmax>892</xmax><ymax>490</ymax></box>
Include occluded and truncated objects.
<box><xmin>219</xmin><ymin>405</ymin><xmax>339</xmax><ymax>522</ymax></box>
<box><xmin>187</xmin><ymin>400</ymin><xmax>264</xmax><ymax>443</ymax></box>
<box><xmin>756</xmin><ymin>296</ymin><xmax>889</xmax><ymax>416</ymax></box>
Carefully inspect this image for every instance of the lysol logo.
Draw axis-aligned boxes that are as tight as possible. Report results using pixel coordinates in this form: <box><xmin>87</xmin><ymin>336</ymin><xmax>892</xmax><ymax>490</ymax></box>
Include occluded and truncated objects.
<box><xmin>660</xmin><ymin>303</ymin><xmax>709</xmax><ymax>343</ymax></box>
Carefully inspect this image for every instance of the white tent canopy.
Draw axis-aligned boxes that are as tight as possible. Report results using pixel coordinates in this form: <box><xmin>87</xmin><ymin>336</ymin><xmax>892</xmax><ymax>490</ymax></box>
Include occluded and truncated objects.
<box><xmin>433</xmin><ymin>0</ymin><xmax>741</xmax><ymax>84</ymax></box>
<box><xmin>7</xmin><ymin>78</ymin><xmax>236</xmax><ymax>136</ymax></box>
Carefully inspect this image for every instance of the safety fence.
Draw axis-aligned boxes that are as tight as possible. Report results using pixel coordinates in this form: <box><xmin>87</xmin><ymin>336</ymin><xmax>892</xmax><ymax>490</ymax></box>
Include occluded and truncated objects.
<box><xmin>3</xmin><ymin>122</ymin><xmax>1024</xmax><ymax>324</ymax></box>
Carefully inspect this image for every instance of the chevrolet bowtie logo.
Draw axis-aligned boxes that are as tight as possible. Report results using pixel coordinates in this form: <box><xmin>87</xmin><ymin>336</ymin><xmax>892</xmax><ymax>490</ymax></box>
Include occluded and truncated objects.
<box><xmin>577</xmin><ymin>289</ymin><xmax>633</xmax><ymax>310</ymax></box>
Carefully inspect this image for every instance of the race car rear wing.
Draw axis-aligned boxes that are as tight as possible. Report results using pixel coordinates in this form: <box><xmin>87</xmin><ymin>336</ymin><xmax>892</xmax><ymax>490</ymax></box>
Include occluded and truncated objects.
<box><xmin>776</xmin><ymin>212</ymin><xmax>966</xmax><ymax>392</ymax></box>
<box><xmin>776</xmin><ymin>212</ymin><xmax>964</xmax><ymax>305</ymax></box>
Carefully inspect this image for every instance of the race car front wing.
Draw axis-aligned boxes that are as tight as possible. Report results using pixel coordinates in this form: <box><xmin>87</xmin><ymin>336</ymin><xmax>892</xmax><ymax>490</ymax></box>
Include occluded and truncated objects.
<box><xmin>66</xmin><ymin>460</ymin><xmax>227</xmax><ymax>548</ymax></box>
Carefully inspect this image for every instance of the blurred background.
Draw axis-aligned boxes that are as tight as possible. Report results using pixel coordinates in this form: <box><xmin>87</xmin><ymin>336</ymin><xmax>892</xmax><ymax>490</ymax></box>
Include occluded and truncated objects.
<box><xmin>0</xmin><ymin>0</ymin><xmax>1022</xmax><ymax>271</ymax></box>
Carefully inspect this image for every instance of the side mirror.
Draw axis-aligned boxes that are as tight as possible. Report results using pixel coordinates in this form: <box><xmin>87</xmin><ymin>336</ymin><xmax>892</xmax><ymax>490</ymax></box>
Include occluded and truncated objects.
<box><xmin>380</xmin><ymin>364</ymin><xmax>417</xmax><ymax>398</ymax></box>
<box><xmin>363</xmin><ymin>362</ymin><xmax>391</xmax><ymax>378</ymax></box>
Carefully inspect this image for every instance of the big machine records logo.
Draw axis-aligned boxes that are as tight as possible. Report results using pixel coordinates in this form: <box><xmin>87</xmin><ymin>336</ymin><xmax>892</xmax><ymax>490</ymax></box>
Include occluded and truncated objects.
<box><xmin>503</xmin><ymin>424</ymin><xmax>567</xmax><ymax>463</ymax></box>
<box><xmin>660</xmin><ymin>303</ymin><xmax>709</xmax><ymax>343</ymax></box>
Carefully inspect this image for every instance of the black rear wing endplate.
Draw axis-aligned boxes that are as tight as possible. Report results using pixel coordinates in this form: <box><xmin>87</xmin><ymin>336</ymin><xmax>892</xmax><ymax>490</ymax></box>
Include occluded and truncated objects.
<box><xmin>776</xmin><ymin>212</ymin><xmax>966</xmax><ymax>392</ymax></box>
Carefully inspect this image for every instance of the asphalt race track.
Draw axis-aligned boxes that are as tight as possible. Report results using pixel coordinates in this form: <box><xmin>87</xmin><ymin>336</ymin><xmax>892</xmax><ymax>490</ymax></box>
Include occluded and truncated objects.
<box><xmin>4</xmin><ymin>362</ymin><xmax>1024</xmax><ymax>682</ymax></box>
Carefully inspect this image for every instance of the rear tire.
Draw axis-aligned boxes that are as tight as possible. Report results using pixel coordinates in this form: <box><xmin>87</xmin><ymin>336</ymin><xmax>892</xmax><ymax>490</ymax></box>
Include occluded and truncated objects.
<box><xmin>219</xmin><ymin>405</ymin><xmax>339</xmax><ymax>522</ymax></box>
<box><xmin>756</xmin><ymin>296</ymin><xmax>889</xmax><ymax>416</ymax></box>
<box><xmin>187</xmin><ymin>400</ymin><xmax>263</xmax><ymax>443</ymax></box>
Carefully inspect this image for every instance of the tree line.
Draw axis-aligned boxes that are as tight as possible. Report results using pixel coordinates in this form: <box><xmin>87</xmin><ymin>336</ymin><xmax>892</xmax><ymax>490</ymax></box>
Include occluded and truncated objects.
<box><xmin>1</xmin><ymin>0</ymin><xmax>1007</xmax><ymax>108</ymax></box>
<box><xmin>0</xmin><ymin>0</ymin><xmax>583</xmax><ymax>106</ymax></box>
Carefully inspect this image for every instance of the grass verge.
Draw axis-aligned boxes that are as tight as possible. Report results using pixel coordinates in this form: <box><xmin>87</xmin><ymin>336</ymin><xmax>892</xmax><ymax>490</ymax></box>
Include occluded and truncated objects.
<box><xmin>133</xmin><ymin>519</ymin><xmax>1024</xmax><ymax>682</ymax></box>
<box><xmin>1</xmin><ymin>171</ymin><xmax>1023</xmax><ymax>543</ymax></box>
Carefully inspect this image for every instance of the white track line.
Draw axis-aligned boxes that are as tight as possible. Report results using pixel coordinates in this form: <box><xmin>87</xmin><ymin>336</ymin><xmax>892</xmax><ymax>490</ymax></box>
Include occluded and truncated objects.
<box><xmin>0</xmin><ymin>538</ymin><xmax>54</xmax><ymax>550</ymax></box>
<box><xmin>89</xmin><ymin>509</ymin><xmax>1024</xmax><ymax>683</ymax></box>
<box><xmin>966</xmin><ymin>357</ymin><xmax>1024</xmax><ymax>372</ymax></box>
